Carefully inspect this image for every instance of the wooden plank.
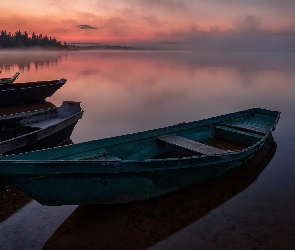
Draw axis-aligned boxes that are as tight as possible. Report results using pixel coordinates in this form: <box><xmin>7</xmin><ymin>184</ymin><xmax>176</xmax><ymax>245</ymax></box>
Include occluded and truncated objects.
<box><xmin>157</xmin><ymin>134</ymin><xmax>229</xmax><ymax>156</ymax></box>
<box><xmin>214</xmin><ymin>125</ymin><xmax>262</xmax><ymax>146</ymax></box>
<box><xmin>24</xmin><ymin>118</ymin><xmax>63</xmax><ymax>129</ymax></box>
<box><xmin>215</xmin><ymin>125</ymin><xmax>263</xmax><ymax>139</ymax></box>
<box><xmin>219</xmin><ymin>122</ymin><xmax>268</xmax><ymax>134</ymax></box>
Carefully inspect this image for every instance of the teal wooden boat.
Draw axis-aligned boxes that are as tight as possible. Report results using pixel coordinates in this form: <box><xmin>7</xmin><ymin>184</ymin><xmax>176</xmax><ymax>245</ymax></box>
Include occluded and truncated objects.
<box><xmin>0</xmin><ymin>108</ymin><xmax>280</xmax><ymax>205</ymax></box>
<box><xmin>0</xmin><ymin>72</ymin><xmax>20</xmax><ymax>84</ymax></box>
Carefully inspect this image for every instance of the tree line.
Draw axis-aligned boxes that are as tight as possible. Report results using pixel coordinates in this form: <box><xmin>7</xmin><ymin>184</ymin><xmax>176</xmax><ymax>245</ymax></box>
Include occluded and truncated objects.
<box><xmin>0</xmin><ymin>30</ymin><xmax>68</xmax><ymax>49</ymax></box>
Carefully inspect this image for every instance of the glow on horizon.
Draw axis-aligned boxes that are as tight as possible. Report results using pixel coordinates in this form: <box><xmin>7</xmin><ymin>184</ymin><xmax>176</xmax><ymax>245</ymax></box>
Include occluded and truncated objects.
<box><xmin>0</xmin><ymin>0</ymin><xmax>294</xmax><ymax>44</ymax></box>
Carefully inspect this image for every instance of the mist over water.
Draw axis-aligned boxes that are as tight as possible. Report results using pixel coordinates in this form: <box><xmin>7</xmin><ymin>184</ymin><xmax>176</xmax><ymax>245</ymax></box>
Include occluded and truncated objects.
<box><xmin>0</xmin><ymin>50</ymin><xmax>68</xmax><ymax>73</ymax></box>
<box><xmin>0</xmin><ymin>49</ymin><xmax>295</xmax><ymax>249</ymax></box>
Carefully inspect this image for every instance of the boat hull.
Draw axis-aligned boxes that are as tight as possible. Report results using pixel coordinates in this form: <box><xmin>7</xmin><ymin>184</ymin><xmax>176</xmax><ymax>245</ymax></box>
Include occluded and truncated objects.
<box><xmin>0</xmin><ymin>79</ymin><xmax>66</xmax><ymax>106</ymax></box>
<box><xmin>0</xmin><ymin>135</ymin><xmax>266</xmax><ymax>205</ymax></box>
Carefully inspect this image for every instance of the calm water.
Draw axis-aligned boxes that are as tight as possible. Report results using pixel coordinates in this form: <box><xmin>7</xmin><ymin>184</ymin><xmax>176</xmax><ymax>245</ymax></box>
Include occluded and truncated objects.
<box><xmin>0</xmin><ymin>49</ymin><xmax>295</xmax><ymax>249</ymax></box>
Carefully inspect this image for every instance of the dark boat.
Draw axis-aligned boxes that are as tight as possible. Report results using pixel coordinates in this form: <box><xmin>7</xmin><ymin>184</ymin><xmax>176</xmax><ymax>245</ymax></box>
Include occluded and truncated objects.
<box><xmin>0</xmin><ymin>101</ymin><xmax>83</xmax><ymax>155</ymax></box>
<box><xmin>0</xmin><ymin>78</ymin><xmax>66</xmax><ymax>106</ymax></box>
<box><xmin>0</xmin><ymin>72</ymin><xmax>20</xmax><ymax>84</ymax></box>
<box><xmin>0</xmin><ymin>108</ymin><xmax>279</xmax><ymax>205</ymax></box>
<box><xmin>0</xmin><ymin>101</ymin><xmax>56</xmax><ymax>116</ymax></box>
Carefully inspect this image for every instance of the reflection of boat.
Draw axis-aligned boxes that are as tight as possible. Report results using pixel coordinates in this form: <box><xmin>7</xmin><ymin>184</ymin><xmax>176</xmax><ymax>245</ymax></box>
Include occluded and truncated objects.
<box><xmin>0</xmin><ymin>108</ymin><xmax>279</xmax><ymax>205</ymax></box>
<box><xmin>43</xmin><ymin>136</ymin><xmax>277</xmax><ymax>250</ymax></box>
<box><xmin>0</xmin><ymin>101</ymin><xmax>83</xmax><ymax>155</ymax></box>
<box><xmin>0</xmin><ymin>78</ymin><xmax>66</xmax><ymax>106</ymax></box>
<box><xmin>0</xmin><ymin>72</ymin><xmax>20</xmax><ymax>84</ymax></box>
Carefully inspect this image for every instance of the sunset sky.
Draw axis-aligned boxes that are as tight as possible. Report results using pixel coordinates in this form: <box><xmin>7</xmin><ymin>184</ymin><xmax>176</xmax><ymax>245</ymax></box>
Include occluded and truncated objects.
<box><xmin>0</xmin><ymin>0</ymin><xmax>295</xmax><ymax>47</ymax></box>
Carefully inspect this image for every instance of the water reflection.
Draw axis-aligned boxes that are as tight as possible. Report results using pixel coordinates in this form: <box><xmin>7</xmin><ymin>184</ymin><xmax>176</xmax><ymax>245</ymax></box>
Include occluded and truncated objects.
<box><xmin>0</xmin><ymin>180</ymin><xmax>32</xmax><ymax>223</ymax></box>
<box><xmin>0</xmin><ymin>201</ymin><xmax>76</xmax><ymax>250</ymax></box>
<box><xmin>0</xmin><ymin>49</ymin><xmax>294</xmax><ymax>249</ymax></box>
<box><xmin>43</xmin><ymin>137</ymin><xmax>276</xmax><ymax>250</ymax></box>
<box><xmin>0</xmin><ymin>50</ymin><xmax>68</xmax><ymax>73</ymax></box>
<box><xmin>45</xmin><ymin>50</ymin><xmax>295</xmax><ymax>145</ymax></box>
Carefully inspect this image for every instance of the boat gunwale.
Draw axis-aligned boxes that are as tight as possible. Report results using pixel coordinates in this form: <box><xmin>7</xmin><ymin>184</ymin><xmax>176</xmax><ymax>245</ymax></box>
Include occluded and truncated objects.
<box><xmin>0</xmin><ymin>78</ymin><xmax>66</xmax><ymax>92</ymax></box>
<box><xmin>0</xmin><ymin>132</ymin><xmax>269</xmax><ymax>163</ymax></box>
<box><xmin>0</xmin><ymin>107</ymin><xmax>279</xmax><ymax>164</ymax></box>
<box><xmin>0</xmin><ymin>138</ymin><xmax>266</xmax><ymax>175</ymax></box>
<box><xmin>0</xmin><ymin>78</ymin><xmax>65</xmax><ymax>86</ymax></box>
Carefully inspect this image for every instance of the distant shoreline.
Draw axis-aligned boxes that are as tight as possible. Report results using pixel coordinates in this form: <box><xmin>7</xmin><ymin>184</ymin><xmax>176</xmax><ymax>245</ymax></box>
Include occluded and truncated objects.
<box><xmin>67</xmin><ymin>44</ymin><xmax>136</xmax><ymax>51</ymax></box>
<box><xmin>0</xmin><ymin>44</ymin><xmax>137</xmax><ymax>51</ymax></box>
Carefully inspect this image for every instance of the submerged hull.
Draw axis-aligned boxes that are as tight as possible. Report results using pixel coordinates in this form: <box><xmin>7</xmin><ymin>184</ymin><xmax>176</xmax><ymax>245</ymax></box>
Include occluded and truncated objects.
<box><xmin>0</xmin><ymin>78</ymin><xmax>66</xmax><ymax>106</ymax></box>
<box><xmin>0</xmin><ymin>108</ymin><xmax>280</xmax><ymax>205</ymax></box>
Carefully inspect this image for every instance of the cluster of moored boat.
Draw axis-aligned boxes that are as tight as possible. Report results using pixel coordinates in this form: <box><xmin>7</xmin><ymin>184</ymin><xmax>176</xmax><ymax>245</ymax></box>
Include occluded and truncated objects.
<box><xmin>0</xmin><ymin>72</ymin><xmax>280</xmax><ymax>205</ymax></box>
<box><xmin>0</xmin><ymin>73</ymin><xmax>83</xmax><ymax>154</ymax></box>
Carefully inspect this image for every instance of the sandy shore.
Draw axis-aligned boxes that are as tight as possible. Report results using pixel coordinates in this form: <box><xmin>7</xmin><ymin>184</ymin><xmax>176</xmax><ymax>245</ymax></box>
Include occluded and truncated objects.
<box><xmin>0</xmin><ymin>180</ymin><xmax>32</xmax><ymax>222</ymax></box>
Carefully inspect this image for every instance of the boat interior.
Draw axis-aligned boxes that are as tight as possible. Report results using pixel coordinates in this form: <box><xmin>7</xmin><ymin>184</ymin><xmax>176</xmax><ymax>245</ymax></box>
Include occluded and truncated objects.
<box><xmin>0</xmin><ymin>101</ymin><xmax>81</xmax><ymax>142</ymax></box>
<box><xmin>55</xmin><ymin>114</ymin><xmax>270</xmax><ymax>161</ymax></box>
<box><xmin>118</xmin><ymin>123</ymin><xmax>265</xmax><ymax>161</ymax></box>
<box><xmin>3</xmin><ymin>110</ymin><xmax>278</xmax><ymax>161</ymax></box>
<box><xmin>0</xmin><ymin>109</ymin><xmax>57</xmax><ymax>141</ymax></box>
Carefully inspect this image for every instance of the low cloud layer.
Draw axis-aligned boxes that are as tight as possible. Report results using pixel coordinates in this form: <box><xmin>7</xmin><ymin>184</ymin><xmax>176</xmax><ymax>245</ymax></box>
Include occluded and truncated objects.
<box><xmin>77</xmin><ymin>24</ymin><xmax>97</xmax><ymax>30</ymax></box>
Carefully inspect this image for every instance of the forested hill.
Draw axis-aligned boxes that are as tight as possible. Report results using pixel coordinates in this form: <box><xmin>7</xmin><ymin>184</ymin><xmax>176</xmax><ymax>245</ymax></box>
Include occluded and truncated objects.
<box><xmin>0</xmin><ymin>30</ymin><xmax>68</xmax><ymax>49</ymax></box>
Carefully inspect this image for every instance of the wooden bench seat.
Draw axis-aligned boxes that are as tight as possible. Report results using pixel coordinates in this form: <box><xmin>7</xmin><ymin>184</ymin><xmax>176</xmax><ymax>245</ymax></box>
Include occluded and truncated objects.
<box><xmin>157</xmin><ymin>134</ymin><xmax>229</xmax><ymax>156</ymax></box>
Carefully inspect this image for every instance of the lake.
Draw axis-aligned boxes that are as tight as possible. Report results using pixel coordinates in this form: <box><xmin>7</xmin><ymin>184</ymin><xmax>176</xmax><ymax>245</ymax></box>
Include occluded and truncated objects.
<box><xmin>0</xmin><ymin>49</ymin><xmax>295</xmax><ymax>249</ymax></box>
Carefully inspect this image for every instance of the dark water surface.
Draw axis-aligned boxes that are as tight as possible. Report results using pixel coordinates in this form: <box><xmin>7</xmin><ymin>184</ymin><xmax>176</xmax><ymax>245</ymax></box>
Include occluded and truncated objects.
<box><xmin>0</xmin><ymin>50</ymin><xmax>295</xmax><ymax>249</ymax></box>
